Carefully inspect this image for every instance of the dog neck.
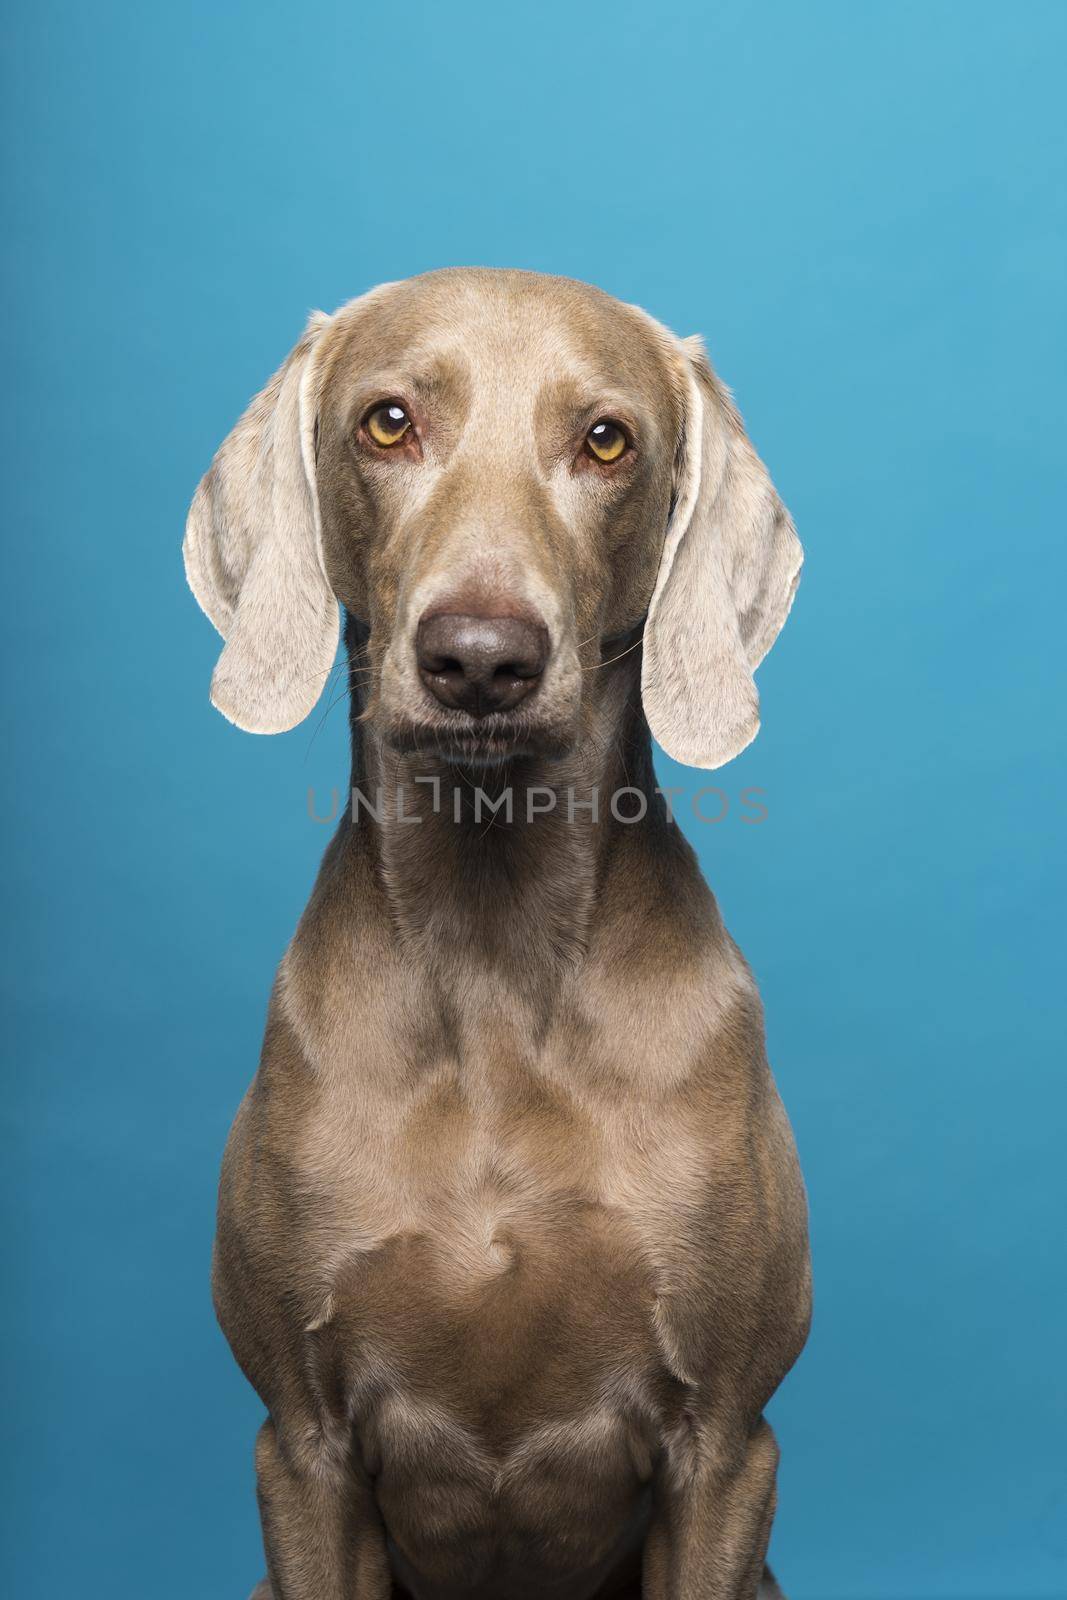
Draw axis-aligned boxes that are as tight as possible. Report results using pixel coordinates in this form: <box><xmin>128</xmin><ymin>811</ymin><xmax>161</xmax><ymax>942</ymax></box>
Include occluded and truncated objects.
<box><xmin>340</xmin><ymin>613</ymin><xmax>673</xmax><ymax>1011</ymax></box>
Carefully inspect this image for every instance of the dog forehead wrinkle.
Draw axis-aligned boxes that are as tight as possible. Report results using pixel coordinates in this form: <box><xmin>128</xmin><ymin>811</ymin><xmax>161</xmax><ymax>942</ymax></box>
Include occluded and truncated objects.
<box><xmin>325</xmin><ymin>276</ymin><xmax>669</xmax><ymax>497</ymax></box>
<box><xmin>451</xmin><ymin>348</ymin><xmax>585</xmax><ymax>455</ymax></box>
<box><xmin>325</xmin><ymin>268</ymin><xmax>668</xmax><ymax>381</ymax></box>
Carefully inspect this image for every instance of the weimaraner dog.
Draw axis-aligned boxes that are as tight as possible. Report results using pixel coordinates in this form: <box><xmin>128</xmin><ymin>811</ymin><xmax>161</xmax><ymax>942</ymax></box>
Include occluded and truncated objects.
<box><xmin>185</xmin><ymin>269</ymin><xmax>811</xmax><ymax>1600</ymax></box>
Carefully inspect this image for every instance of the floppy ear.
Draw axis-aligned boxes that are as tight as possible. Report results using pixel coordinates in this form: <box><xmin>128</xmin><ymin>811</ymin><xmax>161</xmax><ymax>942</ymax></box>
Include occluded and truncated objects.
<box><xmin>641</xmin><ymin>339</ymin><xmax>802</xmax><ymax>769</ymax></box>
<box><xmin>183</xmin><ymin>311</ymin><xmax>337</xmax><ymax>733</ymax></box>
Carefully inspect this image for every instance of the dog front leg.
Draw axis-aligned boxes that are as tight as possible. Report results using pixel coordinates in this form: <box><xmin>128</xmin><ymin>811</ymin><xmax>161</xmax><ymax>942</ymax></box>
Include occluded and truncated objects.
<box><xmin>253</xmin><ymin>1419</ymin><xmax>392</xmax><ymax>1600</ymax></box>
<box><xmin>642</xmin><ymin>1416</ymin><xmax>780</xmax><ymax>1600</ymax></box>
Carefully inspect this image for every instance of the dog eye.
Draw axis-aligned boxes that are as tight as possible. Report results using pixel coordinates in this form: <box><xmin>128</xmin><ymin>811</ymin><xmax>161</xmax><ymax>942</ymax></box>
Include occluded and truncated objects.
<box><xmin>585</xmin><ymin>420</ymin><xmax>628</xmax><ymax>464</ymax></box>
<box><xmin>365</xmin><ymin>403</ymin><xmax>412</xmax><ymax>447</ymax></box>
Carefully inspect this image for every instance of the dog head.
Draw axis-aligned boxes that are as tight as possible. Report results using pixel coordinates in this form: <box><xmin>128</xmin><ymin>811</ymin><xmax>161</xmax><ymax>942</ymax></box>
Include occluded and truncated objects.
<box><xmin>185</xmin><ymin>269</ymin><xmax>801</xmax><ymax>769</ymax></box>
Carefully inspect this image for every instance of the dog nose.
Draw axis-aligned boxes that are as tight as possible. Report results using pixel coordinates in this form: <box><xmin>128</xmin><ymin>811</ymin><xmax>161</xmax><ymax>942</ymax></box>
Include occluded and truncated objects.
<box><xmin>416</xmin><ymin>613</ymin><xmax>548</xmax><ymax>715</ymax></box>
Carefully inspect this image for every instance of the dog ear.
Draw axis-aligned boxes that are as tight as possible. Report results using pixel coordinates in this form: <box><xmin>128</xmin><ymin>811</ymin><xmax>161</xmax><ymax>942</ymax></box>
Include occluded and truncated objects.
<box><xmin>183</xmin><ymin>311</ymin><xmax>337</xmax><ymax>734</ymax></box>
<box><xmin>641</xmin><ymin>338</ymin><xmax>802</xmax><ymax>769</ymax></box>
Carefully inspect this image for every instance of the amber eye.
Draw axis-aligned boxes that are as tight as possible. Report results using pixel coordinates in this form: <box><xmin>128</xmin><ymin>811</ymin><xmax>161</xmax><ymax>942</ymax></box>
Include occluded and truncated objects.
<box><xmin>365</xmin><ymin>402</ymin><xmax>412</xmax><ymax>448</ymax></box>
<box><xmin>585</xmin><ymin>419</ymin><xmax>628</xmax><ymax>463</ymax></box>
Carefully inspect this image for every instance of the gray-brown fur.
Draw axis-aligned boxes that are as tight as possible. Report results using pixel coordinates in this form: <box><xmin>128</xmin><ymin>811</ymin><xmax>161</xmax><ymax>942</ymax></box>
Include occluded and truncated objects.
<box><xmin>190</xmin><ymin>269</ymin><xmax>811</xmax><ymax>1599</ymax></box>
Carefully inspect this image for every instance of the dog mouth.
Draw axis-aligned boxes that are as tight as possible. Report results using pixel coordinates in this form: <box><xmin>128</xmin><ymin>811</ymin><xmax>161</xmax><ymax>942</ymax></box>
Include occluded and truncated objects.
<box><xmin>385</xmin><ymin>708</ymin><xmax>572</xmax><ymax>768</ymax></box>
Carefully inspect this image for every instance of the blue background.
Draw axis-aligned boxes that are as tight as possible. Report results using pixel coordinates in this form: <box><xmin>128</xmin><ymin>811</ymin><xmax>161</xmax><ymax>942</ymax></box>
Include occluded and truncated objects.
<box><xmin>3</xmin><ymin>2</ymin><xmax>1065</xmax><ymax>1596</ymax></box>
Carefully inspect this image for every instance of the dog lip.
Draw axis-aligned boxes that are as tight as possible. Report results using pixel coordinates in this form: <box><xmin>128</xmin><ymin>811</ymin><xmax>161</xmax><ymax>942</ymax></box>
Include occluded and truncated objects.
<box><xmin>402</xmin><ymin>719</ymin><xmax>532</xmax><ymax>754</ymax></box>
<box><xmin>386</xmin><ymin>710</ymin><xmax>570</xmax><ymax>764</ymax></box>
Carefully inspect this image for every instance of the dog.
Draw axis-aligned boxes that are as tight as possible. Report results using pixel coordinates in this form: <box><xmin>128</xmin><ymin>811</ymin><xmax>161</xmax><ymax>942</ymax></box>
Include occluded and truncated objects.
<box><xmin>185</xmin><ymin>268</ymin><xmax>811</xmax><ymax>1600</ymax></box>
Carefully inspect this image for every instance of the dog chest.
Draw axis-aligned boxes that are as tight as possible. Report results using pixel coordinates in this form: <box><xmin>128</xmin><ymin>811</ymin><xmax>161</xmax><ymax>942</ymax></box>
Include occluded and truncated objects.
<box><xmin>291</xmin><ymin>1061</ymin><xmax>685</xmax><ymax>1460</ymax></box>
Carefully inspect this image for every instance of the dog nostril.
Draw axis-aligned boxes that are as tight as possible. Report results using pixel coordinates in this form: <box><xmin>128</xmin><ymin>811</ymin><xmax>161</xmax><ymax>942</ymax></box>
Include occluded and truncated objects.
<box><xmin>416</xmin><ymin>613</ymin><xmax>548</xmax><ymax>716</ymax></box>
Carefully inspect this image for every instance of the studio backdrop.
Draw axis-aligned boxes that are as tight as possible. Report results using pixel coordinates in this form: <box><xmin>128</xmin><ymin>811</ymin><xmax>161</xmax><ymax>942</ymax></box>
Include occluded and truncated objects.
<box><xmin>3</xmin><ymin>3</ymin><xmax>1065</xmax><ymax>1597</ymax></box>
